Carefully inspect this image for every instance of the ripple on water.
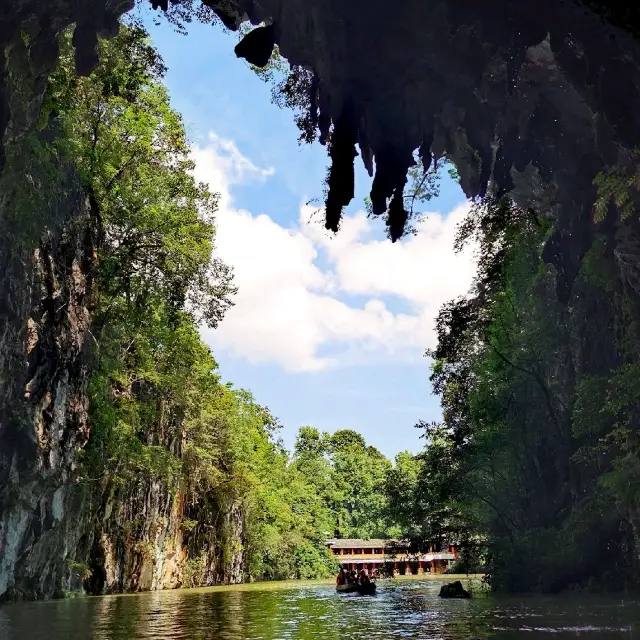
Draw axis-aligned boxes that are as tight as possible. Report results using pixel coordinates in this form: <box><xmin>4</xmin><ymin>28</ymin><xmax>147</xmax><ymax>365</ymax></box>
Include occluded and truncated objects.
<box><xmin>1</xmin><ymin>579</ymin><xmax>639</xmax><ymax>639</ymax></box>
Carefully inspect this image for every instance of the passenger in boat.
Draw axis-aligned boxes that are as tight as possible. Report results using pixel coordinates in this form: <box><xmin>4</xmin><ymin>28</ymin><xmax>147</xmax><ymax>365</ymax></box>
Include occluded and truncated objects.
<box><xmin>358</xmin><ymin>569</ymin><xmax>370</xmax><ymax>585</ymax></box>
<box><xmin>348</xmin><ymin>571</ymin><xmax>357</xmax><ymax>585</ymax></box>
<box><xmin>336</xmin><ymin>568</ymin><xmax>346</xmax><ymax>585</ymax></box>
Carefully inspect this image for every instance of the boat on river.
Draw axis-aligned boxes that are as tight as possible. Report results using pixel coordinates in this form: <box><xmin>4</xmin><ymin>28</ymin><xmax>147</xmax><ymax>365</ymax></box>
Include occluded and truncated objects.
<box><xmin>336</xmin><ymin>582</ymin><xmax>377</xmax><ymax>595</ymax></box>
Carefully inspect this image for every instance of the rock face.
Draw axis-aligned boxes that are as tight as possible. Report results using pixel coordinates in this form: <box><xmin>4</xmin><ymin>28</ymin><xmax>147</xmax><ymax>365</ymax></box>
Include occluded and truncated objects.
<box><xmin>218</xmin><ymin>0</ymin><xmax>640</xmax><ymax>301</ymax></box>
<box><xmin>86</xmin><ymin>481</ymin><xmax>245</xmax><ymax>595</ymax></box>
<box><xmin>439</xmin><ymin>580</ymin><xmax>471</xmax><ymax>599</ymax></box>
<box><xmin>0</xmin><ymin>195</ymin><xmax>245</xmax><ymax>598</ymax></box>
<box><xmin>0</xmin><ymin>177</ymin><xmax>97</xmax><ymax>599</ymax></box>
<box><xmin>0</xmin><ymin>16</ymin><xmax>101</xmax><ymax>599</ymax></box>
<box><xmin>1</xmin><ymin>3</ymin><xmax>250</xmax><ymax>601</ymax></box>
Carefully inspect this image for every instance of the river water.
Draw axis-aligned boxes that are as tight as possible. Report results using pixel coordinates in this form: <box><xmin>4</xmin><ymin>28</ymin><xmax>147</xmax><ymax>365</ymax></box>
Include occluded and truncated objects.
<box><xmin>1</xmin><ymin>576</ymin><xmax>639</xmax><ymax>639</ymax></box>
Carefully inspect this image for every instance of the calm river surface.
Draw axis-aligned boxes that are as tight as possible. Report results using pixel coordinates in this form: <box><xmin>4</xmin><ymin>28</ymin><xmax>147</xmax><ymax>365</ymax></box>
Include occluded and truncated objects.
<box><xmin>1</xmin><ymin>576</ymin><xmax>639</xmax><ymax>639</ymax></box>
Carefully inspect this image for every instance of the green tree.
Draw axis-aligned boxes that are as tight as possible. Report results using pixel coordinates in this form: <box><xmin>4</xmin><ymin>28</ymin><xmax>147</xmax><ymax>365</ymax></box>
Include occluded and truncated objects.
<box><xmin>412</xmin><ymin>192</ymin><xmax>640</xmax><ymax>591</ymax></box>
<box><xmin>47</xmin><ymin>24</ymin><xmax>235</xmax><ymax>333</ymax></box>
<box><xmin>38</xmin><ymin>25</ymin><xmax>234</xmax><ymax>487</ymax></box>
<box><xmin>292</xmin><ymin>427</ymin><xmax>336</xmax><ymax>540</ymax></box>
<box><xmin>292</xmin><ymin>426</ymin><xmax>417</xmax><ymax>543</ymax></box>
<box><xmin>326</xmin><ymin>430</ymin><xmax>391</xmax><ymax>538</ymax></box>
<box><xmin>383</xmin><ymin>450</ymin><xmax>421</xmax><ymax>539</ymax></box>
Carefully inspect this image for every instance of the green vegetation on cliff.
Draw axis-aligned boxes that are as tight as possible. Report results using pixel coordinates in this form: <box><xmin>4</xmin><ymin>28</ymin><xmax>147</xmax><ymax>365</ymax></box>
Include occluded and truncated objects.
<box><xmin>398</xmin><ymin>194</ymin><xmax>640</xmax><ymax>592</ymax></box>
<box><xmin>14</xmin><ymin>22</ymin><xmax>414</xmax><ymax>587</ymax></box>
<box><xmin>40</xmin><ymin>23</ymin><xmax>331</xmax><ymax>583</ymax></box>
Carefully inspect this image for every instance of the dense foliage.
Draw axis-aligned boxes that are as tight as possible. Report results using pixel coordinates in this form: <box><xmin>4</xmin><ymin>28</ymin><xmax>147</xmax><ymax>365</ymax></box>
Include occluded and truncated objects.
<box><xmin>401</xmin><ymin>192</ymin><xmax>640</xmax><ymax>592</ymax></box>
<box><xmin>292</xmin><ymin>427</ymin><xmax>418</xmax><ymax>541</ymax></box>
<box><xmin>25</xmin><ymin>23</ymin><xmax>414</xmax><ymax>585</ymax></box>
<box><xmin>42</xmin><ymin>23</ymin><xmax>332</xmax><ymax>583</ymax></box>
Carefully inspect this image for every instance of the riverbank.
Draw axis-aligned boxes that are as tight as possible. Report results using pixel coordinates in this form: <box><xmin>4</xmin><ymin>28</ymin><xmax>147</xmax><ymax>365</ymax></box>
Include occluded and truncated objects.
<box><xmin>89</xmin><ymin>573</ymin><xmax>486</xmax><ymax>600</ymax></box>
<box><xmin>386</xmin><ymin>573</ymin><xmax>485</xmax><ymax>583</ymax></box>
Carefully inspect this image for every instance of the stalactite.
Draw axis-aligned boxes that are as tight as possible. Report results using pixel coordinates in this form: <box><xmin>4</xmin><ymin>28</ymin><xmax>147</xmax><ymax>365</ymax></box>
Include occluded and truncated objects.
<box><xmin>324</xmin><ymin>101</ymin><xmax>359</xmax><ymax>232</ymax></box>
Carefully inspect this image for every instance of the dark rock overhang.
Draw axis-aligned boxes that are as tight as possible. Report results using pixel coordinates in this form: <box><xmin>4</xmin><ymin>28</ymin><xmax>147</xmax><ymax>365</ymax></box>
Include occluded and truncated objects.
<box><xmin>215</xmin><ymin>0</ymin><xmax>640</xmax><ymax>301</ymax></box>
<box><xmin>3</xmin><ymin>0</ymin><xmax>640</xmax><ymax>301</ymax></box>
<box><xmin>2</xmin><ymin>3</ymin><xmax>133</xmax><ymax>107</ymax></box>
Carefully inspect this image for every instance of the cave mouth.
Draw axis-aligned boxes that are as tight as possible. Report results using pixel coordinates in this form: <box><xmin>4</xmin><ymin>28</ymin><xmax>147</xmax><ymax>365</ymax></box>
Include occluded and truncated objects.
<box><xmin>211</xmin><ymin>0</ymin><xmax>640</xmax><ymax>303</ymax></box>
<box><xmin>2</xmin><ymin>0</ymin><xmax>640</xmax><ymax>602</ymax></box>
<box><xmin>6</xmin><ymin>1</ymin><xmax>640</xmax><ymax>276</ymax></box>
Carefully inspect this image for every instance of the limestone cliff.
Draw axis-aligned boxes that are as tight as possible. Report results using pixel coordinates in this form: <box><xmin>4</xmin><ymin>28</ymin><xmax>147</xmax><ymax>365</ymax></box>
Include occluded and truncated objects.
<box><xmin>86</xmin><ymin>481</ymin><xmax>245</xmax><ymax>595</ymax></box>
<box><xmin>2</xmin><ymin>0</ymin><xmax>640</xmax><ymax>600</ymax></box>
<box><xmin>0</xmin><ymin>26</ymin><xmax>99</xmax><ymax>599</ymax></box>
<box><xmin>0</xmin><ymin>200</ymin><xmax>245</xmax><ymax>598</ymax></box>
<box><xmin>0</xmin><ymin>8</ymin><xmax>250</xmax><ymax>599</ymax></box>
<box><xmin>0</xmin><ymin>184</ymin><xmax>97</xmax><ymax>599</ymax></box>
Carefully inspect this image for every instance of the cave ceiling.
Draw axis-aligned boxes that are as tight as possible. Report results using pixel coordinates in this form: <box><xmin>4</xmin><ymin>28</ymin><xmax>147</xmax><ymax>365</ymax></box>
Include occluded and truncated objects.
<box><xmin>4</xmin><ymin>0</ymin><xmax>640</xmax><ymax>300</ymax></box>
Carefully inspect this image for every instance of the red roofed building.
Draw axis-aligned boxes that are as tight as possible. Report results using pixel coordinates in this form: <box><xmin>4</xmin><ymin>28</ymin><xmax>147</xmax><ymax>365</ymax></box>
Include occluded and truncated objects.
<box><xmin>326</xmin><ymin>539</ymin><xmax>459</xmax><ymax>575</ymax></box>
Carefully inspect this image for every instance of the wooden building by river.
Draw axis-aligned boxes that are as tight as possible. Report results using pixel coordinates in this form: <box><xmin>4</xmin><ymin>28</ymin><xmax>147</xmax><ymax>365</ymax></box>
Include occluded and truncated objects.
<box><xmin>326</xmin><ymin>539</ymin><xmax>458</xmax><ymax>575</ymax></box>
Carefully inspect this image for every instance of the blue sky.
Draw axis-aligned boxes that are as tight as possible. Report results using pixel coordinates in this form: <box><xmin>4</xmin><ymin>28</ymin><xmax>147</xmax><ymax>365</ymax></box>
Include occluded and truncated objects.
<box><xmin>141</xmin><ymin>14</ymin><xmax>473</xmax><ymax>460</ymax></box>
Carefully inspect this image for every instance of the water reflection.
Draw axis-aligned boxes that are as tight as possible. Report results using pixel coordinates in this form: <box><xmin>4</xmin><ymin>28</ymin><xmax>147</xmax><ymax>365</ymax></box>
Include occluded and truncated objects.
<box><xmin>1</xmin><ymin>578</ymin><xmax>638</xmax><ymax>639</ymax></box>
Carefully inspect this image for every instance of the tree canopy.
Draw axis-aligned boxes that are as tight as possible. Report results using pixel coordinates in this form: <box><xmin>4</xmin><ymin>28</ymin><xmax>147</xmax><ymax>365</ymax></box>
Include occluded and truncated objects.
<box><xmin>22</xmin><ymin>22</ymin><xmax>424</xmax><ymax>587</ymax></box>
<box><xmin>398</xmin><ymin>191</ymin><xmax>640</xmax><ymax>591</ymax></box>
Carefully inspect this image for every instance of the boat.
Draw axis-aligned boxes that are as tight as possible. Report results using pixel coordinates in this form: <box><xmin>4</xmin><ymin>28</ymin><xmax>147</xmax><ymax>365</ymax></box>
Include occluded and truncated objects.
<box><xmin>336</xmin><ymin>582</ymin><xmax>377</xmax><ymax>595</ymax></box>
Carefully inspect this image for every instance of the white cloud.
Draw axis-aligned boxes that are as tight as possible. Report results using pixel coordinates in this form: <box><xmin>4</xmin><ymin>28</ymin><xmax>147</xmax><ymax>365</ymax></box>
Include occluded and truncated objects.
<box><xmin>192</xmin><ymin>132</ymin><xmax>274</xmax><ymax>207</ymax></box>
<box><xmin>195</xmin><ymin>133</ymin><xmax>476</xmax><ymax>372</ymax></box>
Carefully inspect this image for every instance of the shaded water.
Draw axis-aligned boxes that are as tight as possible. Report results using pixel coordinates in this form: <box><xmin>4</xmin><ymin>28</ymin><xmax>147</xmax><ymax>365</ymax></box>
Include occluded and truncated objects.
<box><xmin>1</xmin><ymin>576</ymin><xmax>639</xmax><ymax>639</ymax></box>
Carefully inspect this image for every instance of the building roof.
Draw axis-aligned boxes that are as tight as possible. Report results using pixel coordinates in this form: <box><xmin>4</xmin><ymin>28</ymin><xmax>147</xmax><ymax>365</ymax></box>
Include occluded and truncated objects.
<box><xmin>326</xmin><ymin>538</ymin><xmax>397</xmax><ymax>549</ymax></box>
